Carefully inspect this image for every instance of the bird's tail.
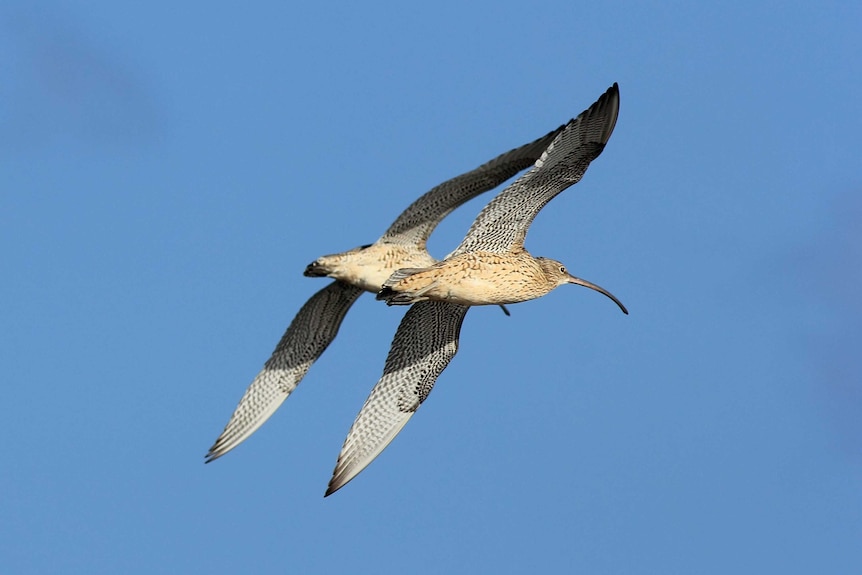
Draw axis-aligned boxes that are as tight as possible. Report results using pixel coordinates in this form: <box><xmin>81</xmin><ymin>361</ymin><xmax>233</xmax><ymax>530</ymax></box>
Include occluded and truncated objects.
<box><xmin>376</xmin><ymin>267</ymin><xmax>431</xmax><ymax>305</ymax></box>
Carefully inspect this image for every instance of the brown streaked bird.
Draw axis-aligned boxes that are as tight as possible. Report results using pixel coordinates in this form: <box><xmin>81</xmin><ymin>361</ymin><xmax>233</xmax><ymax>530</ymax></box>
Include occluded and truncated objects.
<box><xmin>326</xmin><ymin>83</ymin><xmax>625</xmax><ymax>496</ymax></box>
<box><xmin>204</xmin><ymin>123</ymin><xmax>568</xmax><ymax>463</ymax></box>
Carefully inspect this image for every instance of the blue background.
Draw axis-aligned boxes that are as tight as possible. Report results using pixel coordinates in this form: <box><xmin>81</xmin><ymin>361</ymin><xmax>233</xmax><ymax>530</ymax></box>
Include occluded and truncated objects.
<box><xmin>2</xmin><ymin>2</ymin><xmax>860</xmax><ymax>573</ymax></box>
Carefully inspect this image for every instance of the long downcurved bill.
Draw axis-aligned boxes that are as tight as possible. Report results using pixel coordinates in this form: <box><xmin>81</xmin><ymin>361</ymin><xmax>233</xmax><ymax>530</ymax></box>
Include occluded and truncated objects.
<box><xmin>567</xmin><ymin>275</ymin><xmax>628</xmax><ymax>315</ymax></box>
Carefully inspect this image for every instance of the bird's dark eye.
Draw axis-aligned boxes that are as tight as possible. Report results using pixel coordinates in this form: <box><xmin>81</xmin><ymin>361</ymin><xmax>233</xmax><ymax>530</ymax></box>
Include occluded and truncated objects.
<box><xmin>559</xmin><ymin>266</ymin><xmax>567</xmax><ymax>274</ymax></box>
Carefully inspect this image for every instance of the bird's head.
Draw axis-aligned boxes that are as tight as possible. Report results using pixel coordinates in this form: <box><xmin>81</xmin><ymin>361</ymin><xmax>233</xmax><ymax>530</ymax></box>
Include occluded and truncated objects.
<box><xmin>538</xmin><ymin>257</ymin><xmax>628</xmax><ymax>315</ymax></box>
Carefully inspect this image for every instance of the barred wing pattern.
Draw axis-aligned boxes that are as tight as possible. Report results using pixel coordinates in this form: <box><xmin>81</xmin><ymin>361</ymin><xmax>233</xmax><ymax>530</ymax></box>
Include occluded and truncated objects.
<box><xmin>326</xmin><ymin>84</ymin><xmax>623</xmax><ymax>493</ymax></box>
<box><xmin>452</xmin><ymin>83</ymin><xmax>619</xmax><ymax>256</ymax></box>
<box><xmin>207</xmin><ymin>128</ymin><xmax>561</xmax><ymax>461</ymax></box>
<box><xmin>206</xmin><ymin>281</ymin><xmax>363</xmax><ymax>462</ymax></box>
<box><xmin>379</xmin><ymin>124</ymin><xmax>566</xmax><ymax>247</ymax></box>
<box><xmin>326</xmin><ymin>301</ymin><xmax>469</xmax><ymax>495</ymax></box>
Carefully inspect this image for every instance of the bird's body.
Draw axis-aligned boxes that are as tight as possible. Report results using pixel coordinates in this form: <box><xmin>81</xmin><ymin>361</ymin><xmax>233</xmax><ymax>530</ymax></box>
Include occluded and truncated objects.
<box><xmin>304</xmin><ymin>243</ymin><xmax>435</xmax><ymax>294</ymax></box>
<box><xmin>379</xmin><ymin>251</ymin><xmax>574</xmax><ymax>306</ymax></box>
<box><xmin>326</xmin><ymin>83</ymin><xmax>625</xmax><ymax>495</ymax></box>
<box><xmin>205</xmin><ymin>123</ymin><xmax>567</xmax><ymax>462</ymax></box>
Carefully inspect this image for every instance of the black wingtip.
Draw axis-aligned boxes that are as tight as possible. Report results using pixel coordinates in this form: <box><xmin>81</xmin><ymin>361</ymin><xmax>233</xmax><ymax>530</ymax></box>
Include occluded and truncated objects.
<box><xmin>324</xmin><ymin>473</ymin><xmax>347</xmax><ymax>497</ymax></box>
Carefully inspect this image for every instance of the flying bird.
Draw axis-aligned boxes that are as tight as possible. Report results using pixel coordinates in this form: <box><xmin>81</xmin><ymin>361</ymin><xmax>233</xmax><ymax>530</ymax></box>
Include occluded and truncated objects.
<box><xmin>205</xmin><ymin>123</ymin><xmax>568</xmax><ymax>462</ymax></box>
<box><xmin>326</xmin><ymin>83</ymin><xmax>625</xmax><ymax>495</ymax></box>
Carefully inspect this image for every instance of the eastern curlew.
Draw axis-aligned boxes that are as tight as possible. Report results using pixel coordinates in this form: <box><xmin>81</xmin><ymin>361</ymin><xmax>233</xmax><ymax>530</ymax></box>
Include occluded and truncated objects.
<box><xmin>204</xmin><ymin>123</ymin><xmax>567</xmax><ymax>462</ymax></box>
<box><xmin>326</xmin><ymin>83</ymin><xmax>625</xmax><ymax>495</ymax></box>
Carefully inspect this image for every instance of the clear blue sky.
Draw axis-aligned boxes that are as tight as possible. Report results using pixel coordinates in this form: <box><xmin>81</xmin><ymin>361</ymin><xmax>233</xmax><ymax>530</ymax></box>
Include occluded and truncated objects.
<box><xmin>2</xmin><ymin>1</ymin><xmax>860</xmax><ymax>573</ymax></box>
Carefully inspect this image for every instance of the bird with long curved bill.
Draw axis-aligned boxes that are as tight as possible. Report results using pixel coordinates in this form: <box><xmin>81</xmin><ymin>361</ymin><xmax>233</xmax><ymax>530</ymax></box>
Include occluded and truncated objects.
<box><xmin>327</xmin><ymin>83</ymin><xmax>625</xmax><ymax>496</ymax></box>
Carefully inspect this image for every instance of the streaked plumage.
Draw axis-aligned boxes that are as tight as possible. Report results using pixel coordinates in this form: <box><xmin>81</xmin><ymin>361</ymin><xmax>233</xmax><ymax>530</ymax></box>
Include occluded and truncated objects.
<box><xmin>205</xmin><ymin>124</ymin><xmax>566</xmax><ymax>462</ymax></box>
<box><xmin>327</xmin><ymin>83</ymin><xmax>625</xmax><ymax>495</ymax></box>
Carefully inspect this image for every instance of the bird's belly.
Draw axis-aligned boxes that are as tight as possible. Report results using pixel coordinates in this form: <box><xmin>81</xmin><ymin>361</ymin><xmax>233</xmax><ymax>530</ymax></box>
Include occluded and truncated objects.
<box><xmin>337</xmin><ymin>250</ymin><xmax>436</xmax><ymax>293</ymax></box>
<box><xmin>429</xmin><ymin>270</ymin><xmax>539</xmax><ymax>306</ymax></box>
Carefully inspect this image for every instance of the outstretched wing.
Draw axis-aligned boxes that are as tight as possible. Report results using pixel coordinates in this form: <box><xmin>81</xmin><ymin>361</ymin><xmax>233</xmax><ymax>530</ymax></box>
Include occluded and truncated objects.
<box><xmin>325</xmin><ymin>301</ymin><xmax>469</xmax><ymax>496</ymax></box>
<box><xmin>451</xmin><ymin>83</ymin><xmax>620</xmax><ymax>256</ymax></box>
<box><xmin>378</xmin><ymin>124</ymin><xmax>567</xmax><ymax>247</ymax></box>
<box><xmin>206</xmin><ymin>281</ymin><xmax>364</xmax><ymax>462</ymax></box>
